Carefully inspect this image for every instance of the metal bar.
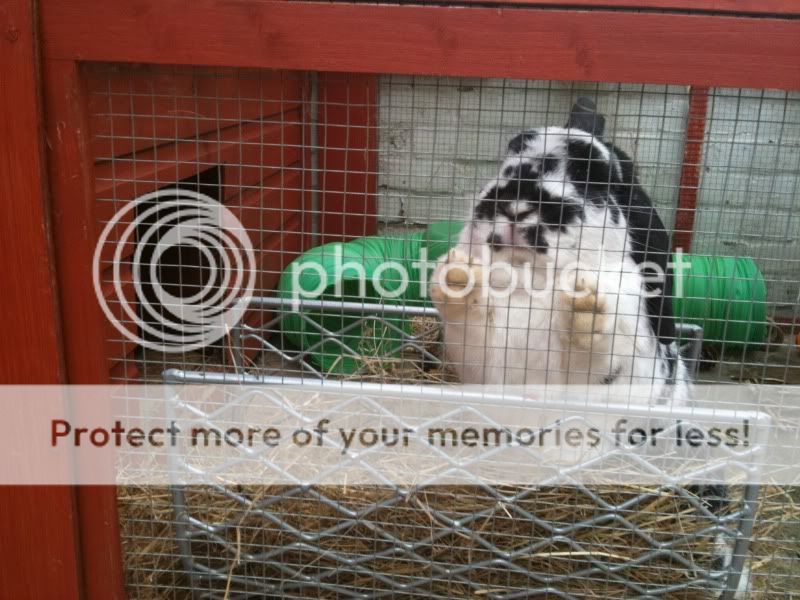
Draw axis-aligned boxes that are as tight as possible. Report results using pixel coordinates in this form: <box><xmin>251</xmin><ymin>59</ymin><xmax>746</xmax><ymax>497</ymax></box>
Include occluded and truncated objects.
<box><xmin>161</xmin><ymin>368</ymin><xmax>769</xmax><ymax>429</ymax></box>
<box><xmin>243</xmin><ymin>296</ymin><xmax>439</xmax><ymax>318</ymax></box>
<box><xmin>721</xmin><ymin>483</ymin><xmax>761</xmax><ymax>600</ymax></box>
<box><xmin>309</xmin><ymin>71</ymin><xmax>321</xmax><ymax>246</ymax></box>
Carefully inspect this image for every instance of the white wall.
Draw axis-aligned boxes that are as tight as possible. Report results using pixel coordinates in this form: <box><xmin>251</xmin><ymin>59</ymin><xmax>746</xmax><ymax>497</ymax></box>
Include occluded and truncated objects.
<box><xmin>377</xmin><ymin>76</ymin><xmax>800</xmax><ymax>308</ymax></box>
<box><xmin>377</xmin><ymin>76</ymin><xmax>689</xmax><ymax>227</ymax></box>
<box><xmin>691</xmin><ymin>88</ymin><xmax>800</xmax><ymax>307</ymax></box>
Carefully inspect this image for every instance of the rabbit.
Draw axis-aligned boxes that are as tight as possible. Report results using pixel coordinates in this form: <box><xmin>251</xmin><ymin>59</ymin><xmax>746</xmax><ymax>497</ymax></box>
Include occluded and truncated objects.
<box><xmin>430</xmin><ymin>107</ymin><xmax>690</xmax><ymax>402</ymax></box>
<box><xmin>430</xmin><ymin>100</ymin><xmax>749</xmax><ymax>597</ymax></box>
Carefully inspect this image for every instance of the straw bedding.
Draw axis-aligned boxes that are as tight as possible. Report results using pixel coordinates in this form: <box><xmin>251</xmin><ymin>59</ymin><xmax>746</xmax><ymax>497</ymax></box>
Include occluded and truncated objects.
<box><xmin>118</xmin><ymin>484</ymin><xmax>799</xmax><ymax>599</ymax></box>
<box><xmin>122</xmin><ymin>319</ymin><xmax>799</xmax><ymax>598</ymax></box>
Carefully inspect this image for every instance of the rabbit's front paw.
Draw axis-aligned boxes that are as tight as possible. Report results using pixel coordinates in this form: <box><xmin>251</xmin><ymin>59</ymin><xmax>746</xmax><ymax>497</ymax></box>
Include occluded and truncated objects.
<box><xmin>430</xmin><ymin>249</ymin><xmax>484</xmax><ymax>308</ymax></box>
<box><xmin>560</xmin><ymin>274</ymin><xmax>610</xmax><ymax>351</ymax></box>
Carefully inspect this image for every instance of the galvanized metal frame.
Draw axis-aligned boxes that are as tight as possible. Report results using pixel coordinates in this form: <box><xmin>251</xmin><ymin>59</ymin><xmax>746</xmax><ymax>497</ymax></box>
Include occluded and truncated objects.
<box><xmin>163</xmin><ymin>359</ymin><xmax>759</xmax><ymax>599</ymax></box>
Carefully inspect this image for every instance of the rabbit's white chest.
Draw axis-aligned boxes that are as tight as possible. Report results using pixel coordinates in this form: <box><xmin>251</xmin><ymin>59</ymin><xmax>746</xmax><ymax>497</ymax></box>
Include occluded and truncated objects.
<box><xmin>433</xmin><ymin>248</ymin><xmax>659</xmax><ymax>387</ymax></box>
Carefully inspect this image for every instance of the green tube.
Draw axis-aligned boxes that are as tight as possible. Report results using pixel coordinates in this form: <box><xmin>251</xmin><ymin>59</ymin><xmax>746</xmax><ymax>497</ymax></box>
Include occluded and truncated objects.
<box><xmin>277</xmin><ymin>222</ymin><xmax>462</xmax><ymax>374</ymax></box>
<box><xmin>278</xmin><ymin>222</ymin><xmax>767</xmax><ymax>373</ymax></box>
<box><xmin>671</xmin><ymin>254</ymin><xmax>767</xmax><ymax>348</ymax></box>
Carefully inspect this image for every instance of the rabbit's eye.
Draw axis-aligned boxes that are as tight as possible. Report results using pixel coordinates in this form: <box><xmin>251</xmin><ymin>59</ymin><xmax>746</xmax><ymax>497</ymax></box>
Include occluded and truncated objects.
<box><xmin>514</xmin><ymin>207</ymin><xmax>539</xmax><ymax>222</ymax></box>
<box><xmin>522</xmin><ymin>226</ymin><xmax>549</xmax><ymax>253</ymax></box>
<box><xmin>475</xmin><ymin>203</ymin><xmax>493</xmax><ymax>220</ymax></box>
<box><xmin>487</xmin><ymin>233</ymin><xmax>505</xmax><ymax>249</ymax></box>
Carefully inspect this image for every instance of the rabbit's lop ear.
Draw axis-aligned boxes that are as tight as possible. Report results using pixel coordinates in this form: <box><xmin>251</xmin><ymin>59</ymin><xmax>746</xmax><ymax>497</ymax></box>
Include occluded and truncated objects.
<box><xmin>566</xmin><ymin>97</ymin><xmax>605</xmax><ymax>137</ymax></box>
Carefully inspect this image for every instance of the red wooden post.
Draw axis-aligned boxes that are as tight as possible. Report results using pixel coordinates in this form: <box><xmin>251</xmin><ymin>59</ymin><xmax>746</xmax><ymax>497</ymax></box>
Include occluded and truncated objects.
<box><xmin>673</xmin><ymin>86</ymin><xmax>710</xmax><ymax>252</ymax></box>
<box><xmin>0</xmin><ymin>0</ymin><xmax>82</xmax><ymax>598</ymax></box>
<box><xmin>42</xmin><ymin>59</ymin><xmax>127</xmax><ymax>599</ymax></box>
<box><xmin>318</xmin><ymin>73</ymin><xmax>379</xmax><ymax>243</ymax></box>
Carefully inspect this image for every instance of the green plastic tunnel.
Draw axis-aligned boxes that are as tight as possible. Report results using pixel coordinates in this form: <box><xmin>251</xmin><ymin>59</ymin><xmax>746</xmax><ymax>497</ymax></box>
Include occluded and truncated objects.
<box><xmin>277</xmin><ymin>221</ymin><xmax>462</xmax><ymax>374</ymax></box>
<box><xmin>278</xmin><ymin>221</ymin><xmax>767</xmax><ymax>374</ymax></box>
<box><xmin>671</xmin><ymin>253</ymin><xmax>767</xmax><ymax>349</ymax></box>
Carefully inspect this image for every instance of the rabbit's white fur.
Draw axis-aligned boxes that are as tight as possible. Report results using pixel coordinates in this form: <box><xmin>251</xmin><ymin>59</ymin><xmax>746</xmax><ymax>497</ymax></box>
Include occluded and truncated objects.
<box><xmin>431</xmin><ymin>127</ymin><xmax>690</xmax><ymax>402</ymax></box>
<box><xmin>429</xmin><ymin>124</ymin><xmax>747</xmax><ymax>596</ymax></box>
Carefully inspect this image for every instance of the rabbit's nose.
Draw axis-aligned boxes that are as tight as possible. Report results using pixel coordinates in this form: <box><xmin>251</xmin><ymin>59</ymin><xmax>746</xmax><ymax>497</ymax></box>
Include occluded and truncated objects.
<box><xmin>487</xmin><ymin>233</ymin><xmax>505</xmax><ymax>250</ymax></box>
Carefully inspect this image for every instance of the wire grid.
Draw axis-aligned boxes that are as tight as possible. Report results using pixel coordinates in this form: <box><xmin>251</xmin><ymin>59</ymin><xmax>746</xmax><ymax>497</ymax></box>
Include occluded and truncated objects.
<box><xmin>159</xmin><ymin>369</ymin><xmax>760</xmax><ymax>599</ymax></box>
<box><xmin>85</xmin><ymin>65</ymin><xmax>800</xmax><ymax>597</ymax></box>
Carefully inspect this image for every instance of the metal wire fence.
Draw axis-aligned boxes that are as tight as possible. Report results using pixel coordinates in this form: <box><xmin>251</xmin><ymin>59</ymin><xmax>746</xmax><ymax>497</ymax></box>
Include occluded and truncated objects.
<box><xmin>87</xmin><ymin>65</ymin><xmax>800</xmax><ymax>598</ymax></box>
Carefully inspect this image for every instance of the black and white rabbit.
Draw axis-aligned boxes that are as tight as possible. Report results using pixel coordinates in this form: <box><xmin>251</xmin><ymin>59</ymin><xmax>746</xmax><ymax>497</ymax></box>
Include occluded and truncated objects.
<box><xmin>430</xmin><ymin>100</ymin><xmax>748</xmax><ymax>597</ymax></box>
<box><xmin>431</xmin><ymin>100</ymin><xmax>690</xmax><ymax>401</ymax></box>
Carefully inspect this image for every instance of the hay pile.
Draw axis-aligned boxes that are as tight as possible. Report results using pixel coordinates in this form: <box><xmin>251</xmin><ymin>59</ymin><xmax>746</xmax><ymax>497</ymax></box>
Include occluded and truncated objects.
<box><xmin>122</xmin><ymin>320</ymin><xmax>800</xmax><ymax>598</ymax></box>
<box><xmin>338</xmin><ymin>315</ymin><xmax>456</xmax><ymax>383</ymax></box>
<box><xmin>118</xmin><ymin>484</ymin><xmax>799</xmax><ymax>600</ymax></box>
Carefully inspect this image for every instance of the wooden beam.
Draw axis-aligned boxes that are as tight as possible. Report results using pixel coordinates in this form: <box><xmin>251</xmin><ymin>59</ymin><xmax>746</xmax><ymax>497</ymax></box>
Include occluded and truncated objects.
<box><xmin>673</xmin><ymin>86</ymin><xmax>709</xmax><ymax>252</ymax></box>
<box><xmin>0</xmin><ymin>0</ymin><xmax>82</xmax><ymax>598</ymax></box>
<box><xmin>451</xmin><ymin>0</ymin><xmax>800</xmax><ymax>15</ymax></box>
<box><xmin>318</xmin><ymin>73</ymin><xmax>378</xmax><ymax>243</ymax></box>
<box><xmin>41</xmin><ymin>0</ymin><xmax>800</xmax><ymax>90</ymax></box>
<box><xmin>43</xmin><ymin>60</ymin><xmax>127</xmax><ymax>600</ymax></box>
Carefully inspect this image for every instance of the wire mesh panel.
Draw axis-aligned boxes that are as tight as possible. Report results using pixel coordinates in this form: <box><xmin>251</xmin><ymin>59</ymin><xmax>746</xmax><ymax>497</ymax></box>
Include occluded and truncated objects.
<box><xmin>169</xmin><ymin>485</ymin><xmax>754</xmax><ymax>598</ymax></box>
<box><xmin>86</xmin><ymin>65</ymin><xmax>800</xmax><ymax>598</ymax></box>
<box><xmin>87</xmin><ymin>64</ymin><xmax>312</xmax><ymax>381</ymax></box>
<box><xmin>156</xmin><ymin>373</ymin><xmax>760</xmax><ymax>600</ymax></box>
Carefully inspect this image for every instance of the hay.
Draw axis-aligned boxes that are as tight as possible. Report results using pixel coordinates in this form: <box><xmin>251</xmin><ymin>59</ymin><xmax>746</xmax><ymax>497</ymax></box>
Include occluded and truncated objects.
<box><xmin>343</xmin><ymin>315</ymin><xmax>457</xmax><ymax>383</ymax></box>
<box><xmin>121</xmin><ymin>320</ymin><xmax>800</xmax><ymax>597</ymax></box>
<box><xmin>119</xmin><ymin>484</ymin><xmax>800</xmax><ymax>599</ymax></box>
<box><xmin>118</xmin><ymin>485</ymin><xmax>800</xmax><ymax>598</ymax></box>
<box><xmin>118</xmin><ymin>486</ymin><xmax>185</xmax><ymax>599</ymax></box>
<box><xmin>746</xmin><ymin>486</ymin><xmax>800</xmax><ymax>599</ymax></box>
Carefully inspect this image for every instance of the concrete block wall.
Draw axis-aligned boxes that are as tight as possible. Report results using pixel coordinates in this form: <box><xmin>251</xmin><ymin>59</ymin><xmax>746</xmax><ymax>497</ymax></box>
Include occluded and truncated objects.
<box><xmin>377</xmin><ymin>76</ymin><xmax>800</xmax><ymax>308</ymax></box>
<box><xmin>691</xmin><ymin>89</ymin><xmax>800</xmax><ymax>308</ymax></box>
<box><xmin>377</xmin><ymin>76</ymin><xmax>689</xmax><ymax>227</ymax></box>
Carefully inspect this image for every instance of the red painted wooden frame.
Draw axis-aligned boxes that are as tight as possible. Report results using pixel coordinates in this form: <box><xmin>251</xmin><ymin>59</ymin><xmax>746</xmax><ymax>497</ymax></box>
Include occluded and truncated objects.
<box><xmin>43</xmin><ymin>0</ymin><xmax>800</xmax><ymax>90</ymax></box>
<box><xmin>453</xmin><ymin>0</ymin><xmax>800</xmax><ymax>15</ymax></box>
<box><xmin>33</xmin><ymin>1</ymin><xmax>800</xmax><ymax>598</ymax></box>
<box><xmin>1</xmin><ymin>0</ymin><xmax>81</xmax><ymax>599</ymax></box>
<box><xmin>318</xmin><ymin>73</ymin><xmax>379</xmax><ymax>243</ymax></box>
<box><xmin>673</xmin><ymin>86</ymin><xmax>710</xmax><ymax>252</ymax></box>
<box><xmin>44</xmin><ymin>60</ymin><xmax>128</xmax><ymax>599</ymax></box>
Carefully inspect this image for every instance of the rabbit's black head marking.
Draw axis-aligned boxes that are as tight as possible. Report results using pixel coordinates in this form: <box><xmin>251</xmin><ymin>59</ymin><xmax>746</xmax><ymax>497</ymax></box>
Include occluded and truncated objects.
<box><xmin>465</xmin><ymin>125</ymin><xmax>677</xmax><ymax>344</ymax></box>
